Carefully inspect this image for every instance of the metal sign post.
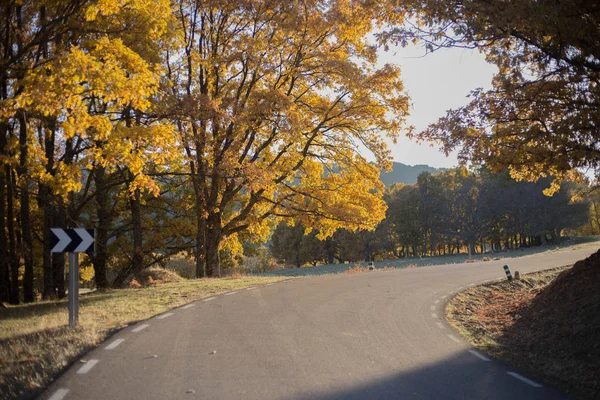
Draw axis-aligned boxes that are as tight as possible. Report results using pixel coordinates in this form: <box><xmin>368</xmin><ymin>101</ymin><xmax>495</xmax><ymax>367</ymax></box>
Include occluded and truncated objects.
<box><xmin>69</xmin><ymin>252</ymin><xmax>80</xmax><ymax>327</ymax></box>
<box><xmin>51</xmin><ymin>228</ymin><xmax>95</xmax><ymax>328</ymax></box>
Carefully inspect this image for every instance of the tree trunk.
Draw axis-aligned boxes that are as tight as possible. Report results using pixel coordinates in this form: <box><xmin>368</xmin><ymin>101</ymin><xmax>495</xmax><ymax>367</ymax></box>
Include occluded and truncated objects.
<box><xmin>130</xmin><ymin>187</ymin><xmax>143</xmax><ymax>278</ymax></box>
<box><xmin>40</xmin><ymin>183</ymin><xmax>55</xmax><ymax>299</ymax></box>
<box><xmin>93</xmin><ymin>165</ymin><xmax>109</xmax><ymax>289</ymax></box>
<box><xmin>468</xmin><ymin>240</ymin><xmax>476</xmax><ymax>256</ymax></box>
<box><xmin>52</xmin><ymin>200</ymin><xmax>66</xmax><ymax>298</ymax></box>
<box><xmin>18</xmin><ymin>112</ymin><xmax>34</xmax><ymax>303</ymax></box>
<box><xmin>195</xmin><ymin>193</ymin><xmax>206</xmax><ymax>278</ymax></box>
<box><xmin>8</xmin><ymin>169</ymin><xmax>19</xmax><ymax>304</ymax></box>
<box><xmin>205</xmin><ymin>213</ymin><xmax>222</xmax><ymax>277</ymax></box>
<box><xmin>0</xmin><ymin>142</ymin><xmax>8</xmax><ymax>303</ymax></box>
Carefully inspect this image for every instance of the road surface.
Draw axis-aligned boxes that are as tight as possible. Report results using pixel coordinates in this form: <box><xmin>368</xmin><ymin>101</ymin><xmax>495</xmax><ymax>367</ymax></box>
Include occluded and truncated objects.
<box><xmin>42</xmin><ymin>244</ymin><xmax>598</xmax><ymax>400</ymax></box>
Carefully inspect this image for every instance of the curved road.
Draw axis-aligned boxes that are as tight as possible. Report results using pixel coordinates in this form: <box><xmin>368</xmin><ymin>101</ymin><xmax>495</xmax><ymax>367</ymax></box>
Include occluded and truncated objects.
<box><xmin>43</xmin><ymin>244</ymin><xmax>598</xmax><ymax>400</ymax></box>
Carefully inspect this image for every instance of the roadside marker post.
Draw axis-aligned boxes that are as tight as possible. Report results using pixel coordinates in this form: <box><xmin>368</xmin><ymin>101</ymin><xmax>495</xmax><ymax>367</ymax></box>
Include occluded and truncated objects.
<box><xmin>50</xmin><ymin>228</ymin><xmax>95</xmax><ymax>328</ymax></box>
<box><xmin>503</xmin><ymin>264</ymin><xmax>513</xmax><ymax>281</ymax></box>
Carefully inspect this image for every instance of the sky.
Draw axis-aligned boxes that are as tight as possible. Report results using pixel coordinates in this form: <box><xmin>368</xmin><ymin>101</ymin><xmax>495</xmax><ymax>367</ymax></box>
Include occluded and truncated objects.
<box><xmin>377</xmin><ymin>43</ymin><xmax>498</xmax><ymax>168</ymax></box>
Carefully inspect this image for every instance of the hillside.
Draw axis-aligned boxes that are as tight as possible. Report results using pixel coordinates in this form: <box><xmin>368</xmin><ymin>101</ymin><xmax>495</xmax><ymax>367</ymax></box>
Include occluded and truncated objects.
<box><xmin>379</xmin><ymin>162</ymin><xmax>443</xmax><ymax>186</ymax></box>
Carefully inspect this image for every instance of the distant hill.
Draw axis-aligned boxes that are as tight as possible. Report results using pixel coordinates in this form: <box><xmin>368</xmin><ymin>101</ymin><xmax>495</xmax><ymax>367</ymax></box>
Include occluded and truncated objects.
<box><xmin>379</xmin><ymin>162</ymin><xmax>444</xmax><ymax>186</ymax></box>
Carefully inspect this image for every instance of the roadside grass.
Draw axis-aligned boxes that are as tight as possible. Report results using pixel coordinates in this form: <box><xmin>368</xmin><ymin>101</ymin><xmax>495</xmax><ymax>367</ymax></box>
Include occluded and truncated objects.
<box><xmin>0</xmin><ymin>275</ymin><xmax>286</xmax><ymax>400</ymax></box>
<box><xmin>446</xmin><ymin>262</ymin><xmax>599</xmax><ymax>399</ymax></box>
<box><xmin>261</xmin><ymin>236</ymin><xmax>600</xmax><ymax>277</ymax></box>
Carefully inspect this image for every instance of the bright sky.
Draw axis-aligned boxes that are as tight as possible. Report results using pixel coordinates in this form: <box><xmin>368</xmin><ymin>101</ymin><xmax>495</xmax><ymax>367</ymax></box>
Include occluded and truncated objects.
<box><xmin>378</xmin><ymin>43</ymin><xmax>498</xmax><ymax>168</ymax></box>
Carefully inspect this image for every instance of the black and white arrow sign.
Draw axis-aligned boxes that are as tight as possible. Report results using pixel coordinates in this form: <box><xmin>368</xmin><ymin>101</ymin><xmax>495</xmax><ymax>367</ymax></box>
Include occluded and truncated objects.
<box><xmin>50</xmin><ymin>228</ymin><xmax>95</xmax><ymax>253</ymax></box>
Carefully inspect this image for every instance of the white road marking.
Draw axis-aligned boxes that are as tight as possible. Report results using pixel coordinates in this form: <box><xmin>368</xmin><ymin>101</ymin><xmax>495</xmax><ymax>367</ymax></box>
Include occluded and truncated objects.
<box><xmin>447</xmin><ymin>334</ymin><xmax>461</xmax><ymax>343</ymax></box>
<box><xmin>131</xmin><ymin>324</ymin><xmax>149</xmax><ymax>333</ymax></box>
<box><xmin>430</xmin><ymin>305</ymin><xmax>436</xmax><ymax>310</ymax></box>
<box><xmin>434</xmin><ymin>300</ymin><xmax>440</xmax><ymax>304</ymax></box>
<box><xmin>467</xmin><ymin>283</ymin><xmax>475</xmax><ymax>287</ymax></box>
<box><xmin>246</xmin><ymin>287</ymin><xmax>256</xmax><ymax>290</ymax></box>
<box><xmin>458</xmin><ymin>286</ymin><xmax>464</xmax><ymax>290</ymax></box>
<box><xmin>431</xmin><ymin>313</ymin><xmax>438</xmax><ymax>319</ymax></box>
<box><xmin>265</xmin><ymin>283</ymin><xmax>274</xmax><ymax>286</ymax></box>
<box><xmin>48</xmin><ymin>389</ymin><xmax>69</xmax><ymax>400</ymax></box>
<box><xmin>436</xmin><ymin>322</ymin><xmax>445</xmax><ymax>329</ymax></box>
<box><xmin>441</xmin><ymin>295</ymin><xmax>447</xmax><ymax>299</ymax></box>
<box><xmin>181</xmin><ymin>303</ymin><xmax>195</xmax><ymax>309</ymax></box>
<box><xmin>105</xmin><ymin>338</ymin><xmax>125</xmax><ymax>350</ymax></box>
<box><xmin>224</xmin><ymin>291</ymin><xmax>237</xmax><ymax>296</ymax></box>
<box><xmin>156</xmin><ymin>313</ymin><xmax>174</xmax><ymax>320</ymax></box>
<box><xmin>468</xmin><ymin>349</ymin><xmax>491</xmax><ymax>361</ymax></box>
<box><xmin>202</xmin><ymin>297</ymin><xmax>216</xmax><ymax>302</ymax></box>
<box><xmin>507</xmin><ymin>372</ymin><xmax>543</xmax><ymax>387</ymax></box>
<box><xmin>77</xmin><ymin>359</ymin><xmax>99</xmax><ymax>374</ymax></box>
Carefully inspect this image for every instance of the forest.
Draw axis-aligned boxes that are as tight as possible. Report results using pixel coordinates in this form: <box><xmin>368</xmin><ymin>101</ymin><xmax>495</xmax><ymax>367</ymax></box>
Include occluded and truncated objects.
<box><xmin>1</xmin><ymin>0</ymin><xmax>599</xmax><ymax>304</ymax></box>
<box><xmin>270</xmin><ymin>168</ymin><xmax>595</xmax><ymax>268</ymax></box>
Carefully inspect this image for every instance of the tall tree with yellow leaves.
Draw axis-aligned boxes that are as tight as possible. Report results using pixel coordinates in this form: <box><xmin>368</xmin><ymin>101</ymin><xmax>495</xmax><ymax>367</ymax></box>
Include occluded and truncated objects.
<box><xmin>167</xmin><ymin>0</ymin><xmax>410</xmax><ymax>277</ymax></box>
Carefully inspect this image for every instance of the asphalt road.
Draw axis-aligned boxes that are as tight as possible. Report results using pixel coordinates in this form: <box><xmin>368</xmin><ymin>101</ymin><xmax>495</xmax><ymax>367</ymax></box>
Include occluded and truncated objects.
<box><xmin>42</xmin><ymin>244</ymin><xmax>598</xmax><ymax>400</ymax></box>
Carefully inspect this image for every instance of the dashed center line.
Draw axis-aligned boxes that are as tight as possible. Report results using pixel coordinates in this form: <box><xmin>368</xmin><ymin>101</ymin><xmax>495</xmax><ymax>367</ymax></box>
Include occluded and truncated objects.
<box><xmin>77</xmin><ymin>359</ymin><xmax>99</xmax><ymax>374</ymax></box>
<box><xmin>48</xmin><ymin>388</ymin><xmax>69</xmax><ymax>400</ymax></box>
<box><xmin>447</xmin><ymin>334</ymin><xmax>461</xmax><ymax>343</ymax></box>
<box><xmin>105</xmin><ymin>338</ymin><xmax>125</xmax><ymax>350</ymax></box>
<box><xmin>181</xmin><ymin>303</ymin><xmax>195</xmax><ymax>309</ymax></box>
<box><xmin>431</xmin><ymin>313</ymin><xmax>438</xmax><ymax>319</ymax></box>
<box><xmin>436</xmin><ymin>322</ymin><xmax>445</xmax><ymax>329</ymax></box>
<box><xmin>131</xmin><ymin>324</ymin><xmax>149</xmax><ymax>333</ymax></box>
<box><xmin>507</xmin><ymin>372</ymin><xmax>543</xmax><ymax>387</ymax></box>
<box><xmin>224</xmin><ymin>291</ymin><xmax>237</xmax><ymax>296</ymax></box>
<box><xmin>202</xmin><ymin>297</ymin><xmax>216</xmax><ymax>302</ymax></box>
<box><xmin>156</xmin><ymin>313</ymin><xmax>174</xmax><ymax>320</ymax></box>
<box><xmin>468</xmin><ymin>349</ymin><xmax>491</xmax><ymax>361</ymax></box>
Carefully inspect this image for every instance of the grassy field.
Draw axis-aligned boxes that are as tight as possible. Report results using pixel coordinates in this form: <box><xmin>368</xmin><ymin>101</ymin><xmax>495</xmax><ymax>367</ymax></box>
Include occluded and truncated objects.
<box><xmin>261</xmin><ymin>236</ymin><xmax>600</xmax><ymax>277</ymax></box>
<box><xmin>0</xmin><ymin>275</ymin><xmax>286</xmax><ymax>400</ymax></box>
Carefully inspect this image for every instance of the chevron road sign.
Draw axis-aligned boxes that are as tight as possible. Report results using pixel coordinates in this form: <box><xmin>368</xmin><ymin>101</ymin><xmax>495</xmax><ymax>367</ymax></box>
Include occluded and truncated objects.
<box><xmin>50</xmin><ymin>228</ymin><xmax>95</xmax><ymax>253</ymax></box>
<box><xmin>50</xmin><ymin>228</ymin><xmax>95</xmax><ymax>328</ymax></box>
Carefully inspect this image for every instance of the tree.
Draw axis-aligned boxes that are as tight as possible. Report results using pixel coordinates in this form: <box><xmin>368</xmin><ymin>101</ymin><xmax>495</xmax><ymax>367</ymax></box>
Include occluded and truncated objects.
<box><xmin>388</xmin><ymin>0</ymin><xmax>600</xmax><ymax>192</ymax></box>
<box><xmin>168</xmin><ymin>0</ymin><xmax>409</xmax><ymax>277</ymax></box>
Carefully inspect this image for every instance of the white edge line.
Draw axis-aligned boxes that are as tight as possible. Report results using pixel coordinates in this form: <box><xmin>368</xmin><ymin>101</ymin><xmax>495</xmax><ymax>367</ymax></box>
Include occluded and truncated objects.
<box><xmin>436</xmin><ymin>322</ymin><xmax>445</xmax><ymax>329</ymax></box>
<box><xmin>181</xmin><ymin>303</ymin><xmax>195</xmax><ymax>309</ymax></box>
<box><xmin>77</xmin><ymin>359</ymin><xmax>99</xmax><ymax>374</ymax></box>
<box><xmin>246</xmin><ymin>287</ymin><xmax>256</xmax><ymax>290</ymax></box>
<box><xmin>156</xmin><ymin>312</ymin><xmax>174</xmax><ymax>320</ymax></box>
<box><xmin>48</xmin><ymin>388</ymin><xmax>69</xmax><ymax>400</ymax></box>
<box><xmin>105</xmin><ymin>338</ymin><xmax>125</xmax><ymax>350</ymax></box>
<box><xmin>447</xmin><ymin>334</ymin><xmax>461</xmax><ymax>343</ymax></box>
<box><xmin>468</xmin><ymin>349</ymin><xmax>491</xmax><ymax>361</ymax></box>
<box><xmin>131</xmin><ymin>324</ymin><xmax>149</xmax><ymax>333</ymax></box>
<box><xmin>431</xmin><ymin>313</ymin><xmax>438</xmax><ymax>319</ymax></box>
<box><xmin>202</xmin><ymin>297</ymin><xmax>216</xmax><ymax>302</ymax></box>
<box><xmin>507</xmin><ymin>372</ymin><xmax>542</xmax><ymax>387</ymax></box>
<box><xmin>224</xmin><ymin>291</ymin><xmax>237</xmax><ymax>296</ymax></box>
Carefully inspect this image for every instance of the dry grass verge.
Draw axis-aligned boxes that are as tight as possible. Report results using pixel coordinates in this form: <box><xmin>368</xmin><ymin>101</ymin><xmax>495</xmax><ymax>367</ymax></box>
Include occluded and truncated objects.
<box><xmin>446</xmin><ymin>254</ymin><xmax>600</xmax><ymax>399</ymax></box>
<box><xmin>0</xmin><ymin>275</ymin><xmax>286</xmax><ymax>400</ymax></box>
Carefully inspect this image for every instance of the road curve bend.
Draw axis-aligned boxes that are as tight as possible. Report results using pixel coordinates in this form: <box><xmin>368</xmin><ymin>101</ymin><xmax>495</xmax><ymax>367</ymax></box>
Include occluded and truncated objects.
<box><xmin>42</xmin><ymin>244</ymin><xmax>598</xmax><ymax>400</ymax></box>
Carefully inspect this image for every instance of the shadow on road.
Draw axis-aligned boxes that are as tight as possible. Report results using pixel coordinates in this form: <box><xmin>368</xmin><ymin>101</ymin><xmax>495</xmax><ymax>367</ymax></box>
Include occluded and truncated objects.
<box><xmin>302</xmin><ymin>349</ymin><xmax>570</xmax><ymax>400</ymax></box>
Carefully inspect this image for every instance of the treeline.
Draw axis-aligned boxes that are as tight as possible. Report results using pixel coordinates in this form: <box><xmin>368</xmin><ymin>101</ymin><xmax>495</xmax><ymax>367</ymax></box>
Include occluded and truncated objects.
<box><xmin>0</xmin><ymin>1</ymin><xmax>408</xmax><ymax>303</ymax></box>
<box><xmin>270</xmin><ymin>168</ymin><xmax>591</xmax><ymax>267</ymax></box>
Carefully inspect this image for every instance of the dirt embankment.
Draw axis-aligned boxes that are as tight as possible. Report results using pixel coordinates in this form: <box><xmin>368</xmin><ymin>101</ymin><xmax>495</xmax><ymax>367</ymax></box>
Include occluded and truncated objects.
<box><xmin>447</xmin><ymin>250</ymin><xmax>600</xmax><ymax>399</ymax></box>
